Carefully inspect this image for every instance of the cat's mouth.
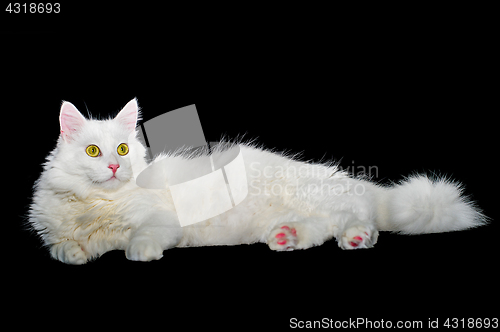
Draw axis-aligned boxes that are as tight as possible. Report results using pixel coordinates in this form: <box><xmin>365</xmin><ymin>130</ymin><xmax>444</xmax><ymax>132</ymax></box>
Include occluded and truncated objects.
<box><xmin>92</xmin><ymin>175</ymin><xmax>119</xmax><ymax>184</ymax></box>
<box><xmin>89</xmin><ymin>173</ymin><xmax>129</xmax><ymax>187</ymax></box>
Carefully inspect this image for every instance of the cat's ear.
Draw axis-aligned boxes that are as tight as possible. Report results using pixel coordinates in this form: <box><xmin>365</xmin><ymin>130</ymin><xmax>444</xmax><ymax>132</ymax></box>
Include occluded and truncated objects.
<box><xmin>59</xmin><ymin>101</ymin><xmax>86</xmax><ymax>142</ymax></box>
<box><xmin>115</xmin><ymin>98</ymin><xmax>139</xmax><ymax>133</ymax></box>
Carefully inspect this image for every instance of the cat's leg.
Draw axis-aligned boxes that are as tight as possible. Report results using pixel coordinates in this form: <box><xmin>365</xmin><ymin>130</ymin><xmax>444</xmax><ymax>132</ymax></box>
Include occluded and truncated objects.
<box><xmin>336</xmin><ymin>215</ymin><xmax>379</xmax><ymax>250</ymax></box>
<box><xmin>267</xmin><ymin>217</ymin><xmax>334</xmax><ymax>251</ymax></box>
<box><xmin>125</xmin><ymin>210</ymin><xmax>183</xmax><ymax>262</ymax></box>
<box><xmin>267</xmin><ymin>223</ymin><xmax>299</xmax><ymax>251</ymax></box>
<box><xmin>50</xmin><ymin>240</ymin><xmax>88</xmax><ymax>265</ymax></box>
<box><xmin>292</xmin><ymin>176</ymin><xmax>379</xmax><ymax>250</ymax></box>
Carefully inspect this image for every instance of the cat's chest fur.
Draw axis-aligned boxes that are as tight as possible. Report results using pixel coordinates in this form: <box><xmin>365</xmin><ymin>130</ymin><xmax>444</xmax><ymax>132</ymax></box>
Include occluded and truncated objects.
<box><xmin>57</xmin><ymin>193</ymin><xmax>135</xmax><ymax>253</ymax></box>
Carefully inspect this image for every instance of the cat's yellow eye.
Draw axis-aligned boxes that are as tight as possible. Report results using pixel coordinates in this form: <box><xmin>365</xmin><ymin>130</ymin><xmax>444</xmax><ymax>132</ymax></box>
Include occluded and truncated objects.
<box><xmin>86</xmin><ymin>145</ymin><xmax>100</xmax><ymax>157</ymax></box>
<box><xmin>117</xmin><ymin>143</ymin><xmax>129</xmax><ymax>156</ymax></box>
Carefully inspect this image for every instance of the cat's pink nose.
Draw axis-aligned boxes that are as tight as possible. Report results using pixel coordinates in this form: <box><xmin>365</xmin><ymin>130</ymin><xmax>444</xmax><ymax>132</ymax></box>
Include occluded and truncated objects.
<box><xmin>108</xmin><ymin>164</ymin><xmax>120</xmax><ymax>174</ymax></box>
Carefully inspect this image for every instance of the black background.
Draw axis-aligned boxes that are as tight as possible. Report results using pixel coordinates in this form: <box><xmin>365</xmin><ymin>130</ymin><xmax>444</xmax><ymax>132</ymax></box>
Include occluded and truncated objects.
<box><xmin>4</xmin><ymin>5</ymin><xmax>497</xmax><ymax>330</ymax></box>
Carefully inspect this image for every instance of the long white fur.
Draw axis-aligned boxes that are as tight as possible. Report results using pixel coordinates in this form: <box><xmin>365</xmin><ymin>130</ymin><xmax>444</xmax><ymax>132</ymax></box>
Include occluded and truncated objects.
<box><xmin>28</xmin><ymin>99</ymin><xmax>486</xmax><ymax>264</ymax></box>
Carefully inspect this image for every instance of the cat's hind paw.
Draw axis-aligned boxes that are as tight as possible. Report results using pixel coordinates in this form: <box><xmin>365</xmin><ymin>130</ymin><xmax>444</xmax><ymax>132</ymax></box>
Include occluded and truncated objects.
<box><xmin>338</xmin><ymin>225</ymin><xmax>378</xmax><ymax>250</ymax></box>
<box><xmin>50</xmin><ymin>240</ymin><xmax>88</xmax><ymax>265</ymax></box>
<box><xmin>126</xmin><ymin>238</ymin><xmax>164</xmax><ymax>262</ymax></box>
<box><xmin>268</xmin><ymin>225</ymin><xmax>298</xmax><ymax>251</ymax></box>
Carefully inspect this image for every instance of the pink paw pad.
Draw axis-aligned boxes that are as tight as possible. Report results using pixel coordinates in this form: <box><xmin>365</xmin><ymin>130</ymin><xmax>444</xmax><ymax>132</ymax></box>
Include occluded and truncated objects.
<box><xmin>349</xmin><ymin>236</ymin><xmax>364</xmax><ymax>247</ymax></box>
<box><xmin>270</xmin><ymin>225</ymin><xmax>298</xmax><ymax>250</ymax></box>
<box><xmin>349</xmin><ymin>232</ymin><xmax>366</xmax><ymax>248</ymax></box>
<box><xmin>276</xmin><ymin>228</ymin><xmax>296</xmax><ymax>246</ymax></box>
<box><xmin>272</xmin><ymin>225</ymin><xmax>297</xmax><ymax>251</ymax></box>
<box><xmin>341</xmin><ymin>226</ymin><xmax>377</xmax><ymax>250</ymax></box>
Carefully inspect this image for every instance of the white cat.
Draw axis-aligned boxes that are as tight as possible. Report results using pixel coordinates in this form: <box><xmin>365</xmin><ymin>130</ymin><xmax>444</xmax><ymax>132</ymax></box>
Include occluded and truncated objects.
<box><xmin>28</xmin><ymin>98</ymin><xmax>485</xmax><ymax>264</ymax></box>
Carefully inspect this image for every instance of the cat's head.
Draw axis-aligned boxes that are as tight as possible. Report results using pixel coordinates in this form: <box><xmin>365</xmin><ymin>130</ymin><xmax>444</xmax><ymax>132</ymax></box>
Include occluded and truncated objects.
<box><xmin>55</xmin><ymin>98</ymin><xmax>148</xmax><ymax>194</ymax></box>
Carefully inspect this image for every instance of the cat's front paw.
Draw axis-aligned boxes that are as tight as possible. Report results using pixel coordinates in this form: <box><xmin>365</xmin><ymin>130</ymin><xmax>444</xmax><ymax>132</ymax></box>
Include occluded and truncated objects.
<box><xmin>50</xmin><ymin>240</ymin><xmax>88</xmax><ymax>265</ymax></box>
<box><xmin>126</xmin><ymin>238</ymin><xmax>164</xmax><ymax>262</ymax></box>
<box><xmin>268</xmin><ymin>225</ymin><xmax>298</xmax><ymax>251</ymax></box>
<box><xmin>338</xmin><ymin>225</ymin><xmax>378</xmax><ymax>250</ymax></box>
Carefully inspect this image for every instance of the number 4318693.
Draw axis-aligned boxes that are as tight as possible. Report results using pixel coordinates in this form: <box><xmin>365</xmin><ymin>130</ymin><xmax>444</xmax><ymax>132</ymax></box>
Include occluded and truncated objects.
<box><xmin>6</xmin><ymin>3</ymin><xmax>60</xmax><ymax>13</ymax></box>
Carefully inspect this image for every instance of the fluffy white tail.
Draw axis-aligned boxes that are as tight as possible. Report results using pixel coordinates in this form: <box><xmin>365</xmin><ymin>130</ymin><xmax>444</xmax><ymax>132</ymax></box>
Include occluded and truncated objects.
<box><xmin>376</xmin><ymin>175</ymin><xmax>486</xmax><ymax>234</ymax></box>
